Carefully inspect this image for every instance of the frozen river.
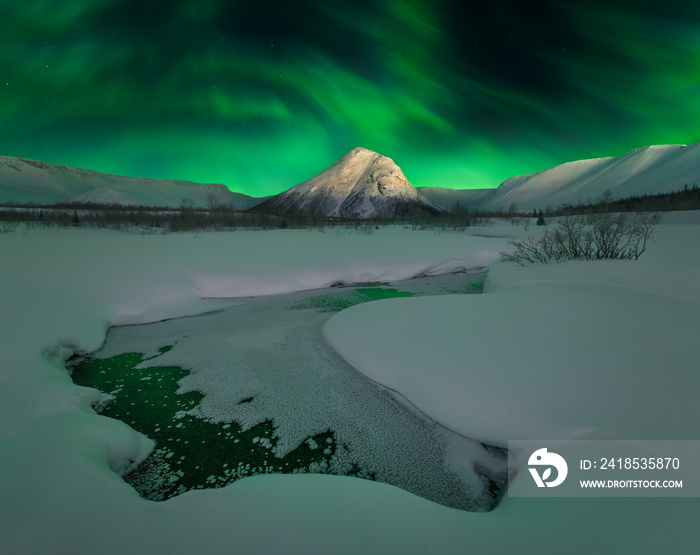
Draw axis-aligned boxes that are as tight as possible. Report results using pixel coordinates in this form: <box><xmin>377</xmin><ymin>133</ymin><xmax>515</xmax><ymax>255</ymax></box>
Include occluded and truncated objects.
<box><xmin>70</xmin><ymin>271</ymin><xmax>507</xmax><ymax>511</ymax></box>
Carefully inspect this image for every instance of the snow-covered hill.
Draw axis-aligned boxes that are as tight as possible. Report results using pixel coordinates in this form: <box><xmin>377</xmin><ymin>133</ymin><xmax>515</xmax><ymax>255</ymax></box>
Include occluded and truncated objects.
<box><xmin>0</xmin><ymin>156</ymin><xmax>266</xmax><ymax>209</ymax></box>
<box><xmin>7</xmin><ymin>141</ymin><xmax>698</xmax><ymax>215</ymax></box>
<box><xmin>478</xmin><ymin>143</ymin><xmax>700</xmax><ymax>212</ymax></box>
<box><xmin>252</xmin><ymin>147</ymin><xmax>442</xmax><ymax>219</ymax></box>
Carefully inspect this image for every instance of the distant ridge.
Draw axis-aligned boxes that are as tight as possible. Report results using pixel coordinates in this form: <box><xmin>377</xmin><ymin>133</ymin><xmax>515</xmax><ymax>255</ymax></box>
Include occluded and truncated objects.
<box><xmin>417</xmin><ymin>187</ymin><xmax>493</xmax><ymax>210</ymax></box>
<box><xmin>0</xmin><ymin>156</ymin><xmax>266</xmax><ymax>209</ymax></box>
<box><xmin>475</xmin><ymin>143</ymin><xmax>700</xmax><ymax>211</ymax></box>
<box><xmin>251</xmin><ymin>147</ymin><xmax>442</xmax><ymax>219</ymax></box>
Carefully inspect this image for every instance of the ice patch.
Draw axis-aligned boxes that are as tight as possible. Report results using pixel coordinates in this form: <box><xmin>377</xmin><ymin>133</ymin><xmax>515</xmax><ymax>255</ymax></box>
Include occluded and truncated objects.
<box><xmin>91</xmin><ymin>277</ymin><xmax>506</xmax><ymax>510</ymax></box>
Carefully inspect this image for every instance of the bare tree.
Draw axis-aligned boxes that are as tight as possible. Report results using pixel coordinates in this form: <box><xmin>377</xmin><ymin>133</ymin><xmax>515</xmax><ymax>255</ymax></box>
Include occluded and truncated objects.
<box><xmin>180</xmin><ymin>197</ymin><xmax>195</xmax><ymax>211</ymax></box>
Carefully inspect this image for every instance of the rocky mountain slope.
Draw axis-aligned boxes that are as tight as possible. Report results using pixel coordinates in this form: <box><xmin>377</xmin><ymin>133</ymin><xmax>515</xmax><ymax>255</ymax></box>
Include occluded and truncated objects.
<box><xmin>251</xmin><ymin>147</ymin><xmax>441</xmax><ymax>219</ymax></box>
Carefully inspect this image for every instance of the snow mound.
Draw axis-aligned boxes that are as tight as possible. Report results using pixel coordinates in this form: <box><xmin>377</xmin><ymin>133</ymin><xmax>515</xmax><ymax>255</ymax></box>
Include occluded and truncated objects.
<box><xmin>324</xmin><ymin>222</ymin><xmax>700</xmax><ymax>447</ymax></box>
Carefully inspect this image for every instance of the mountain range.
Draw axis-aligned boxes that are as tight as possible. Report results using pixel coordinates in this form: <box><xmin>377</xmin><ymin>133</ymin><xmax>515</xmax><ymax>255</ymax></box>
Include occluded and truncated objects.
<box><xmin>0</xmin><ymin>156</ymin><xmax>265</xmax><ymax>209</ymax></box>
<box><xmin>463</xmin><ymin>143</ymin><xmax>700</xmax><ymax>212</ymax></box>
<box><xmin>3</xmin><ymin>143</ymin><xmax>700</xmax><ymax>216</ymax></box>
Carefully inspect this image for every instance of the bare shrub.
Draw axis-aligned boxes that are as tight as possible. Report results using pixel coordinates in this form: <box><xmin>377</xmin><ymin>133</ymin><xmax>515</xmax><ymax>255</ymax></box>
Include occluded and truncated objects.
<box><xmin>500</xmin><ymin>212</ymin><xmax>662</xmax><ymax>266</ymax></box>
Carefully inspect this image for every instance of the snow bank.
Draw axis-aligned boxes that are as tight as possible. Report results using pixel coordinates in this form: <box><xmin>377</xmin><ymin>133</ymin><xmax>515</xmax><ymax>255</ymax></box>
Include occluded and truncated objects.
<box><xmin>325</xmin><ymin>235</ymin><xmax>700</xmax><ymax>445</ymax></box>
<box><xmin>0</xmin><ymin>226</ymin><xmax>508</xmax><ymax>554</ymax></box>
<box><xmin>324</xmin><ymin>218</ymin><xmax>700</xmax><ymax>552</ymax></box>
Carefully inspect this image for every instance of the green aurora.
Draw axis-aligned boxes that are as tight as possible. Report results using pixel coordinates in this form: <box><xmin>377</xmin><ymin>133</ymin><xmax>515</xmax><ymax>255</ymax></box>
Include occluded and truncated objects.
<box><xmin>2</xmin><ymin>0</ymin><xmax>700</xmax><ymax>196</ymax></box>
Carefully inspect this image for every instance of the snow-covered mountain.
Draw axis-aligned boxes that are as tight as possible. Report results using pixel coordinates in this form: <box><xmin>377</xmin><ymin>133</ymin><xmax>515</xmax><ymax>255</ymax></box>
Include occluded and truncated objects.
<box><xmin>477</xmin><ymin>143</ymin><xmax>700</xmax><ymax>212</ymax></box>
<box><xmin>0</xmin><ymin>156</ymin><xmax>266</xmax><ymax>209</ymax></box>
<box><xmin>6</xmin><ymin>141</ymin><xmax>697</xmax><ymax>215</ymax></box>
<box><xmin>251</xmin><ymin>147</ymin><xmax>442</xmax><ymax>219</ymax></box>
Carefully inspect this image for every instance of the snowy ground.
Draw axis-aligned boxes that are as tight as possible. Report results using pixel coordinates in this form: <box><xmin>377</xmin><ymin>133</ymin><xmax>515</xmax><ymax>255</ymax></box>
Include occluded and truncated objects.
<box><xmin>1</xmin><ymin>218</ymin><xmax>699</xmax><ymax>553</ymax></box>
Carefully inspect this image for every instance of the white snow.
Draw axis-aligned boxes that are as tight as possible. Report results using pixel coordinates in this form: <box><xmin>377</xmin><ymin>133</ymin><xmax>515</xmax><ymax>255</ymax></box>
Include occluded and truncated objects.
<box><xmin>296</xmin><ymin>147</ymin><xmax>420</xmax><ymax>203</ymax></box>
<box><xmin>6</xmin><ymin>140</ymin><xmax>698</xmax><ymax>217</ymax></box>
<box><xmin>1</xmin><ymin>219</ymin><xmax>698</xmax><ymax>553</ymax></box>
<box><xmin>325</xmin><ymin>232</ymin><xmax>700</xmax><ymax>446</ymax></box>
<box><xmin>479</xmin><ymin>143</ymin><xmax>700</xmax><ymax>211</ymax></box>
<box><xmin>0</xmin><ymin>155</ymin><xmax>265</xmax><ymax>209</ymax></box>
<box><xmin>324</xmin><ymin>216</ymin><xmax>700</xmax><ymax>551</ymax></box>
<box><xmin>258</xmin><ymin>147</ymin><xmax>440</xmax><ymax>218</ymax></box>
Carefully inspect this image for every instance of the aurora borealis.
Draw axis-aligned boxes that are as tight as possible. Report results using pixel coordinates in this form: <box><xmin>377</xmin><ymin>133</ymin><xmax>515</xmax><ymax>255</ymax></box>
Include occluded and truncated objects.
<box><xmin>2</xmin><ymin>1</ymin><xmax>700</xmax><ymax>196</ymax></box>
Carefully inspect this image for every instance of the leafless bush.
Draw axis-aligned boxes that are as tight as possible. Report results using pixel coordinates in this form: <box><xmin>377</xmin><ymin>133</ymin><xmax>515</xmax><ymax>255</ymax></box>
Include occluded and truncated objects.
<box><xmin>500</xmin><ymin>212</ymin><xmax>662</xmax><ymax>266</ymax></box>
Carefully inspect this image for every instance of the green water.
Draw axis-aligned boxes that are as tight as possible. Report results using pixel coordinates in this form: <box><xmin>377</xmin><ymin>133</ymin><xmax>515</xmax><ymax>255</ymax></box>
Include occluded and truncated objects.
<box><xmin>67</xmin><ymin>275</ymin><xmax>500</xmax><ymax>507</ymax></box>
<box><xmin>69</xmin><ymin>349</ymin><xmax>343</xmax><ymax>500</ymax></box>
<box><xmin>357</xmin><ymin>287</ymin><xmax>413</xmax><ymax>300</ymax></box>
<box><xmin>67</xmin><ymin>287</ymin><xmax>415</xmax><ymax>500</ymax></box>
<box><xmin>288</xmin><ymin>286</ymin><xmax>413</xmax><ymax>312</ymax></box>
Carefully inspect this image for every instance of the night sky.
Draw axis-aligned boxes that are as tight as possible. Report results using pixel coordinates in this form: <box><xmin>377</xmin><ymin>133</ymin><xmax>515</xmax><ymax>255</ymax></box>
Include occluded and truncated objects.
<box><xmin>2</xmin><ymin>0</ymin><xmax>700</xmax><ymax>196</ymax></box>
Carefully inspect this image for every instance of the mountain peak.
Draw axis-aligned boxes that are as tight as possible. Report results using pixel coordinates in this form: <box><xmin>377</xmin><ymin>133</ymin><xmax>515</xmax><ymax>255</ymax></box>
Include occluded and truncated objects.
<box><xmin>333</xmin><ymin>147</ymin><xmax>383</xmax><ymax>168</ymax></box>
<box><xmin>252</xmin><ymin>148</ymin><xmax>440</xmax><ymax>219</ymax></box>
<box><xmin>345</xmin><ymin>146</ymin><xmax>379</xmax><ymax>158</ymax></box>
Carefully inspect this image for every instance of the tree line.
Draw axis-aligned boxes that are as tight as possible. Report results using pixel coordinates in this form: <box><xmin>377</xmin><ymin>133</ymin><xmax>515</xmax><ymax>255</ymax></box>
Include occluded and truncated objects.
<box><xmin>0</xmin><ymin>184</ymin><xmax>697</xmax><ymax>233</ymax></box>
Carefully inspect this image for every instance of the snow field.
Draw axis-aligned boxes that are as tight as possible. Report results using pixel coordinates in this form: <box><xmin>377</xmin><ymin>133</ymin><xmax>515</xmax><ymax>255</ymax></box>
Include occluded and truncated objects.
<box><xmin>1</xmin><ymin>220</ymin><xmax>698</xmax><ymax>553</ymax></box>
<box><xmin>325</xmin><ymin>254</ymin><xmax>700</xmax><ymax>446</ymax></box>
<box><xmin>323</xmin><ymin>219</ymin><xmax>700</xmax><ymax>552</ymax></box>
<box><xmin>0</xmin><ymin>225</ymin><xmax>505</xmax><ymax>553</ymax></box>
